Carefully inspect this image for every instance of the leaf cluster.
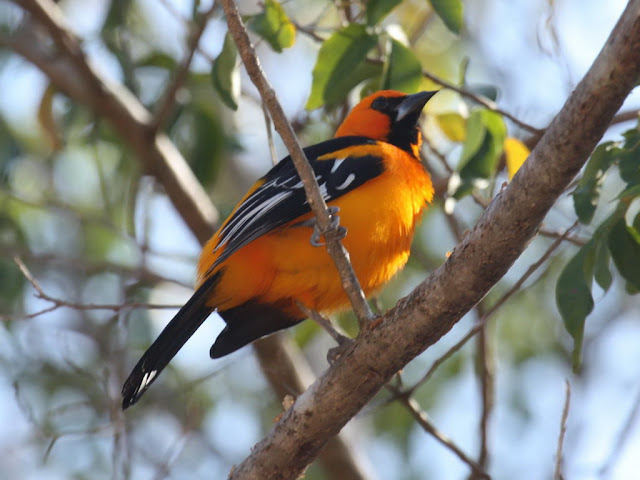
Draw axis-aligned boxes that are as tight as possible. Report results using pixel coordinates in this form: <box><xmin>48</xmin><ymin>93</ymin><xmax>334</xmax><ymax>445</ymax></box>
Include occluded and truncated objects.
<box><xmin>556</xmin><ymin>124</ymin><xmax>640</xmax><ymax>368</ymax></box>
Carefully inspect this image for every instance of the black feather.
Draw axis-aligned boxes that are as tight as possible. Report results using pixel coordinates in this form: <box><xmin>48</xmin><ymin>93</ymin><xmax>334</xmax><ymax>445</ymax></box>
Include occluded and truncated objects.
<box><xmin>121</xmin><ymin>272</ymin><xmax>221</xmax><ymax>409</ymax></box>
<box><xmin>211</xmin><ymin>300</ymin><xmax>304</xmax><ymax>358</ymax></box>
<box><xmin>214</xmin><ymin>136</ymin><xmax>384</xmax><ymax>265</ymax></box>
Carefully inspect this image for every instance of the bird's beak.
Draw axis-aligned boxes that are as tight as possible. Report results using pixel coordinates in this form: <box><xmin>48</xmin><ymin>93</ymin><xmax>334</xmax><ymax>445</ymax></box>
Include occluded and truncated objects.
<box><xmin>396</xmin><ymin>91</ymin><xmax>438</xmax><ymax>121</ymax></box>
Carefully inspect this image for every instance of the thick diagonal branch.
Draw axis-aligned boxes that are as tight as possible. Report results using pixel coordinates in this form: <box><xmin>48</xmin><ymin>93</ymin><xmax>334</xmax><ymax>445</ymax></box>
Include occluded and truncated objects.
<box><xmin>228</xmin><ymin>2</ymin><xmax>640</xmax><ymax>478</ymax></box>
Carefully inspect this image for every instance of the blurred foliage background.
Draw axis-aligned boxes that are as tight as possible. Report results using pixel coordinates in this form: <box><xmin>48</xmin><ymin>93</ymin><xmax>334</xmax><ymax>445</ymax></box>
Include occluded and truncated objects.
<box><xmin>1</xmin><ymin>0</ymin><xmax>640</xmax><ymax>479</ymax></box>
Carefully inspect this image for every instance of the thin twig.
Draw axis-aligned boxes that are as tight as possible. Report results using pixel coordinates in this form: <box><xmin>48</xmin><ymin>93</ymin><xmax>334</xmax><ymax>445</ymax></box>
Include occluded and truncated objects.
<box><xmin>609</xmin><ymin>109</ymin><xmax>639</xmax><ymax>127</ymax></box>
<box><xmin>9</xmin><ymin>257</ymin><xmax>183</xmax><ymax>321</ymax></box>
<box><xmin>262</xmin><ymin>103</ymin><xmax>279</xmax><ymax>166</ymax></box>
<box><xmin>388</xmin><ymin>386</ymin><xmax>490</xmax><ymax>479</ymax></box>
<box><xmin>156</xmin><ymin>0</ymin><xmax>217</xmax><ymax>62</ymax></box>
<box><xmin>554</xmin><ymin>380</ymin><xmax>571</xmax><ymax>480</ymax></box>
<box><xmin>296</xmin><ymin>301</ymin><xmax>350</xmax><ymax>346</ymax></box>
<box><xmin>473</xmin><ymin>309</ymin><xmax>494</xmax><ymax>477</ymax></box>
<box><xmin>423</xmin><ymin>137</ymin><xmax>454</xmax><ymax>174</ymax></box>
<box><xmin>151</xmin><ymin>433</ymin><xmax>189</xmax><ymax>480</ymax></box>
<box><xmin>598</xmin><ymin>383</ymin><xmax>640</xmax><ymax>479</ymax></box>
<box><xmin>152</xmin><ymin>2</ymin><xmax>218</xmax><ymax>131</ymax></box>
<box><xmin>539</xmin><ymin>226</ymin><xmax>587</xmax><ymax>246</ymax></box>
<box><xmin>292</xmin><ymin>21</ymin><xmax>326</xmax><ymax>43</ymax></box>
<box><xmin>416</xmin><ymin>325</ymin><xmax>479</xmax><ymax>396</ymax></box>
<box><xmin>219</xmin><ymin>0</ymin><xmax>375</xmax><ymax>327</ymax></box>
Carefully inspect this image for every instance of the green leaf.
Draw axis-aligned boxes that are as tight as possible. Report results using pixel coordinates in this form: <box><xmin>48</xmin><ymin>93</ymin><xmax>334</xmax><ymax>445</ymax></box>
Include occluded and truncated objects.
<box><xmin>306</xmin><ymin>24</ymin><xmax>378</xmax><ymax>110</ymax></box>
<box><xmin>136</xmin><ymin>52</ymin><xmax>178</xmax><ymax>70</ymax></box>
<box><xmin>381</xmin><ymin>39</ymin><xmax>422</xmax><ymax>93</ymax></box>
<box><xmin>366</xmin><ymin>0</ymin><xmax>402</xmax><ymax>26</ymax></box>
<box><xmin>572</xmin><ymin>142</ymin><xmax>616</xmax><ymax>224</ymax></box>
<box><xmin>248</xmin><ymin>0</ymin><xmax>296</xmax><ymax>53</ymax></box>
<box><xmin>429</xmin><ymin>0</ymin><xmax>463</xmax><ymax>34</ymax></box>
<box><xmin>211</xmin><ymin>33</ymin><xmax>240</xmax><ymax>110</ymax></box>
<box><xmin>455</xmin><ymin>109</ymin><xmax>506</xmax><ymax>197</ymax></box>
<box><xmin>436</xmin><ymin>112</ymin><xmax>466</xmax><ymax>142</ymax></box>
<box><xmin>608</xmin><ymin>216</ymin><xmax>640</xmax><ymax>291</ymax></box>
<box><xmin>618</xmin><ymin>126</ymin><xmax>640</xmax><ymax>186</ymax></box>
<box><xmin>593</xmin><ymin>236</ymin><xmax>613</xmax><ymax>291</ymax></box>
<box><xmin>190</xmin><ymin>108</ymin><xmax>226</xmax><ymax>186</ymax></box>
<box><xmin>556</xmin><ymin>245</ymin><xmax>594</xmax><ymax>370</ymax></box>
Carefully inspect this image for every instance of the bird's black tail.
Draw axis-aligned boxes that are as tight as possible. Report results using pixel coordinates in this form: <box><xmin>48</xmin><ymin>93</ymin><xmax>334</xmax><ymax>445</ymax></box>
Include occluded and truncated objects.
<box><xmin>121</xmin><ymin>272</ymin><xmax>221</xmax><ymax>409</ymax></box>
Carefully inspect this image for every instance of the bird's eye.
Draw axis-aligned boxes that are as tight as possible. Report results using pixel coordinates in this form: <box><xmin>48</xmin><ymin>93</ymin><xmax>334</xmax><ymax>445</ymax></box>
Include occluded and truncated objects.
<box><xmin>371</xmin><ymin>97</ymin><xmax>388</xmax><ymax>110</ymax></box>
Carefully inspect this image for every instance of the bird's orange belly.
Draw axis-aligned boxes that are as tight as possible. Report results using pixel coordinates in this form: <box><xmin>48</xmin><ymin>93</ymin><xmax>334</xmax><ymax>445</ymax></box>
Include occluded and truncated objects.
<box><xmin>260</xmin><ymin>175</ymin><xmax>424</xmax><ymax>313</ymax></box>
<box><xmin>205</xmin><ymin>170</ymin><xmax>430</xmax><ymax>316</ymax></box>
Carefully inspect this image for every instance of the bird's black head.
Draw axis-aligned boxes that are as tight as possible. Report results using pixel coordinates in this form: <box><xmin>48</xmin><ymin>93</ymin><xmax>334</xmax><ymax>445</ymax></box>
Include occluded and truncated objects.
<box><xmin>335</xmin><ymin>90</ymin><xmax>438</xmax><ymax>156</ymax></box>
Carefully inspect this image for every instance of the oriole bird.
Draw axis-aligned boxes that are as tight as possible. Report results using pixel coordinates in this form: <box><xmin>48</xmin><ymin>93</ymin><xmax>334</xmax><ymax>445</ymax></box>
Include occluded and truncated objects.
<box><xmin>122</xmin><ymin>90</ymin><xmax>437</xmax><ymax>408</ymax></box>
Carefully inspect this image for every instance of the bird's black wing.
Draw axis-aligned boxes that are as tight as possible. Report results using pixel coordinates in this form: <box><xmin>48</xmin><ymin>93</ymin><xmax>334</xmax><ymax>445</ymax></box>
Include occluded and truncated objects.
<box><xmin>212</xmin><ymin>136</ymin><xmax>384</xmax><ymax>265</ymax></box>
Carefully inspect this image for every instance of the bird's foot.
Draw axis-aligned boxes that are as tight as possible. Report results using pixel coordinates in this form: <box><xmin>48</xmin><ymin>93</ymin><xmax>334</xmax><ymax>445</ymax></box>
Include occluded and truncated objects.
<box><xmin>310</xmin><ymin>206</ymin><xmax>347</xmax><ymax>247</ymax></box>
<box><xmin>327</xmin><ymin>336</ymin><xmax>354</xmax><ymax>364</ymax></box>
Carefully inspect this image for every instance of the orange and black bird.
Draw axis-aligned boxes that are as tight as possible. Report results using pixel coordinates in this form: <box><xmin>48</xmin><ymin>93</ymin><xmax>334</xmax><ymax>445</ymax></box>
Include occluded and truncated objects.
<box><xmin>122</xmin><ymin>90</ymin><xmax>437</xmax><ymax>408</ymax></box>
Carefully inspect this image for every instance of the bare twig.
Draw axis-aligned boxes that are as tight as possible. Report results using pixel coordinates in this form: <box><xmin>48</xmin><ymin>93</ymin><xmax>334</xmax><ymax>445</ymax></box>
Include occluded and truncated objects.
<box><xmin>152</xmin><ymin>3</ymin><xmax>218</xmax><ymax>131</ymax></box>
<box><xmin>610</xmin><ymin>109</ymin><xmax>639</xmax><ymax>127</ymax></box>
<box><xmin>423</xmin><ymin>137</ymin><xmax>454</xmax><ymax>174</ymax></box>
<box><xmin>539</xmin><ymin>226</ymin><xmax>587</xmax><ymax>247</ymax></box>
<box><xmin>554</xmin><ymin>380</ymin><xmax>571</xmax><ymax>480</ymax></box>
<box><xmin>388</xmin><ymin>386</ymin><xmax>490</xmax><ymax>479</ymax></box>
<box><xmin>292</xmin><ymin>21</ymin><xmax>326</xmax><ymax>43</ymax></box>
<box><xmin>8</xmin><ymin>257</ymin><xmax>183</xmax><ymax>321</ymax></box>
<box><xmin>220</xmin><ymin>0</ymin><xmax>375</xmax><ymax>327</ymax></box>
<box><xmin>598</xmin><ymin>383</ymin><xmax>640</xmax><ymax>479</ymax></box>
<box><xmin>156</xmin><ymin>0</ymin><xmax>217</xmax><ymax>62</ymax></box>
<box><xmin>262</xmin><ymin>103</ymin><xmax>279</xmax><ymax>166</ymax></box>
<box><xmin>151</xmin><ymin>433</ymin><xmax>189</xmax><ymax>480</ymax></box>
<box><xmin>296</xmin><ymin>301</ymin><xmax>350</xmax><ymax>346</ymax></box>
<box><xmin>473</xmin><ymin>319</ymin><xmax>494</xmax><ymax>477</ymax></box>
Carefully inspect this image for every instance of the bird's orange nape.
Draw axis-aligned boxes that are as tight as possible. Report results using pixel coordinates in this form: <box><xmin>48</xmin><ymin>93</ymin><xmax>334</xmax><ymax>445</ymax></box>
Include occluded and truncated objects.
<box><xmin>335</xmin><ymin>90</ymin><xmax>408</xmax><ymax>140</ymax></box>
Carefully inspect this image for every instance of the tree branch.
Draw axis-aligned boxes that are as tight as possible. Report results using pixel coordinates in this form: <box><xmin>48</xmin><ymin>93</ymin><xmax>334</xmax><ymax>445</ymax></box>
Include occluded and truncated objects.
<box><xmin>227</xmin><ymin>2</ymin><xmax>640</xmax><ymax>478</ymax></box>
<box><xmin>12</xmin><ymin>0</ymin><xmax>219</xmax><ymax>240</ymax></box>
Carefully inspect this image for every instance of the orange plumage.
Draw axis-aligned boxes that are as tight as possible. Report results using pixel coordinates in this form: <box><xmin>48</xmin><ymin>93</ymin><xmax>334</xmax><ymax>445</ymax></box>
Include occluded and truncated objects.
<box><xmin>122</xmin><ymin>90</ymin><xmax>436</xmax><ymax>408</ymax></box>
